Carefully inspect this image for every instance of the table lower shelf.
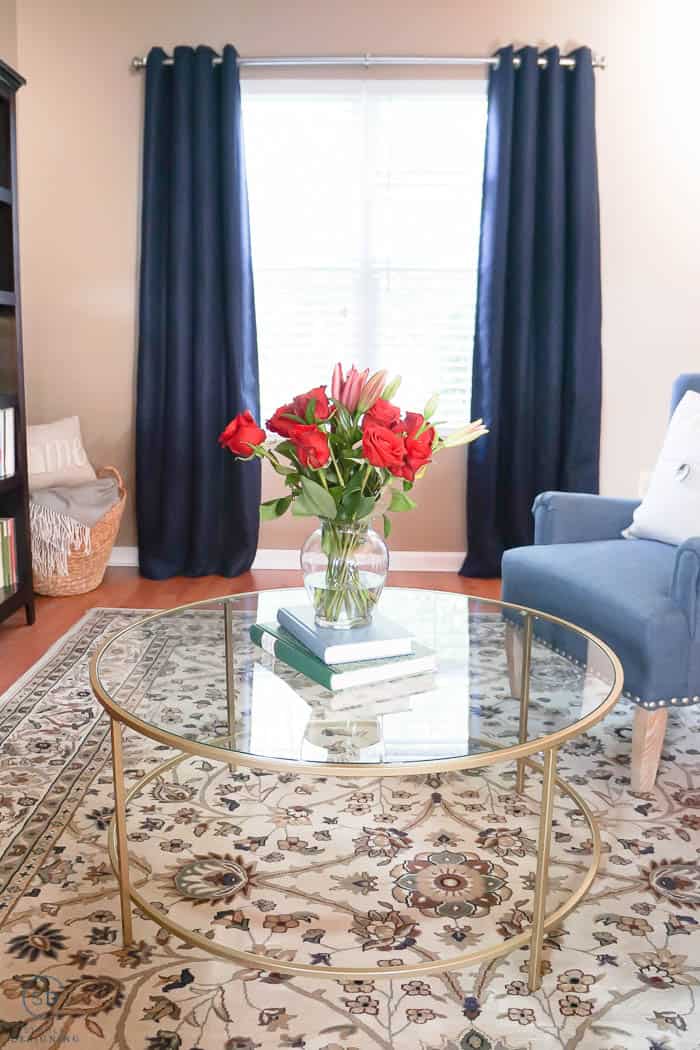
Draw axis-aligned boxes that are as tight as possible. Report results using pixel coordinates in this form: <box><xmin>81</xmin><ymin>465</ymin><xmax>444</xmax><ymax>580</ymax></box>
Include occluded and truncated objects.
<box><xmin>105</xmin><ymin>739</ymin><xmax>601</xmax><ymax>986</ymax></box>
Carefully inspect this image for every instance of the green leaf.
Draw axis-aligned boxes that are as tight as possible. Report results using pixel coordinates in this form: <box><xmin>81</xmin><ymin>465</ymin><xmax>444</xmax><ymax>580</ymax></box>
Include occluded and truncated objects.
<box><xmin>271</xmin><ymin>461</ymin><xmax>297</xmax><ymax>476</ymax></box>
<box><xmin>402</xmin><ymin>479</ymin><xmax>414</xmax><ymax>492</ymax></box>
<box><xmin>388</xmin><ymin>489</ymin><xmax>417</xmax><ymax>512</ymax></box>
<box><xmin>259</xmin><ymin>496</ymin><xmax>292</xmax><ymax>521</ymax></box>
<box><xmin>291</xmin><ymin>494</ymin><xmax>317</xmax><ymax>517</ymax></box>
<box><xmin>259</xmin><ymin>497</ymin><xmax>277</xmax><ymax>518</ymax></box>
<box><xmin>334</xmin><ymin>404</ymin><xmax>354</xmax><ymax>432</ymax></box>
<box><xmin>340</xmin><ymin>481</ymin><xmax>374</xmax><ymax>517</ymax></box>
<box><xmin>383</xmin><ymin>513</ymin><xmax>392</xmax><ymax>539</ymax></box>
<box><xmin>300</xmin><ymin>476</ymin><xmax>337</xmax><ymax>519</ymax></box>
<box><xmin>305</xmin><ymin>398</ymin><xmax>317</xmax><ymax>423</ymax></box>
<box><xmin>342</xmin><ymin>471</ymin><xmax>364</xmax><ymax>494</ymax></box>
<box><xmin>274</xmin><ymin>440</ymin><xmax>298</xmax><ymax>459</ymax></box>
<box><xmin>344</xmin><ymin>494</ymin><xmax>377</xmax><ymax>521</ymax></box>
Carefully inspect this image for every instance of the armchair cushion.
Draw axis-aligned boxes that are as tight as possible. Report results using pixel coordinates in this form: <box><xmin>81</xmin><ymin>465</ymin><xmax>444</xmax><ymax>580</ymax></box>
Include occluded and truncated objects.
<box><xmin>533</xmin><ymin>492</ymin><xmax>640</xmax><ymax>546</ymax></box>
<box><xmin>502</xmin><ymin>538</ymin><xmax>691</xmax><ymax>702</ymax></box>
<box><xmin>624</xmin><ymin>390</ymin><xmax>700</xmax><ymax>546</ymax></box>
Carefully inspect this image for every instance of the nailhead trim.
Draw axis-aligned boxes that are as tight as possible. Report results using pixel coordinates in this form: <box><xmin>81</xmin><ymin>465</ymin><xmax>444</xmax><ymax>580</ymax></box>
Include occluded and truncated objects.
<box><xmin>623</xmin><ymin>691</ymin><xmax>700</xmax><ymax>710</ymax></box>
<box><xmin>504</xmin><ymin>616</ymin><xmax>700</xmax><ymax>710</ymax></box>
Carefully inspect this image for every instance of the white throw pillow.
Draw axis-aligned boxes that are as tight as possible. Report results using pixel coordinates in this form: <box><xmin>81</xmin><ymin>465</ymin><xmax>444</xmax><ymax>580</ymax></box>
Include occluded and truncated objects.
<box><xmin>624</xmin><ymin>390</ymin><xmax>700</xmax><ymax>546</ymax></box>
<box><xmin>28</xmin><ymin>416</ymin><xmax>97</xmax><ymax>491</ymax></box>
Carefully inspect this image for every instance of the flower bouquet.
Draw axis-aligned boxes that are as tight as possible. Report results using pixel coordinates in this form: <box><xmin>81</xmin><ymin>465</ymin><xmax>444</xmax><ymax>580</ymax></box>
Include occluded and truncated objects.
<box><xmin>220</xmin><ymin>365</ymin><xmax>487</xmax><ymax>629</ymax></box>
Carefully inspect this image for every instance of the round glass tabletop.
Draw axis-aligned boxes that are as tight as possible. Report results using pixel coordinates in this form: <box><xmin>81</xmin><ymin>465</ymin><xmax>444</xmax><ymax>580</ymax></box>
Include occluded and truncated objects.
<box><xmin>91</xmin><ymin>588</ymin><xmax>623</xmax><ymax>772</ymax></box>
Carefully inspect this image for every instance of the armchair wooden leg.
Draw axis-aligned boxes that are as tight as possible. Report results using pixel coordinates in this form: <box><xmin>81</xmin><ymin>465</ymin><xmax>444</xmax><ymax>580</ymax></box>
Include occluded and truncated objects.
<box><xmin>505</xmin><ymin>620</ymin><xmax>523</xmax><ymax>699</ymax></box>
<box><xmin>631</xmin><ymin>707</ymin><xmax>668</xmax><ymax>792</ymax></box>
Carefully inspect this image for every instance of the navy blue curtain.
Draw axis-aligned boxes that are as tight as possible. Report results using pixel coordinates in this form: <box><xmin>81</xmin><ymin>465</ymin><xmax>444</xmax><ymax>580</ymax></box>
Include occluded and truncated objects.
<box><xmin>136</xmin><ymin>45</ymin><xmax>260</xmax><ymax>579</ymax></box>
<box><xmin>461</xmin><ymin>45</ymin><xmax>601</xmax><ymax>578</ymax></box>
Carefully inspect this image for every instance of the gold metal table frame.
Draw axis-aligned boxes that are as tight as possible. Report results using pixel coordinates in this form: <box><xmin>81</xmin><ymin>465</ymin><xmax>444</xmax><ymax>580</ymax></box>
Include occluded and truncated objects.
<box><xmin>89</xmin><ymin>591</ymin><xmax>623</xmax><ymax>992</ymax></box>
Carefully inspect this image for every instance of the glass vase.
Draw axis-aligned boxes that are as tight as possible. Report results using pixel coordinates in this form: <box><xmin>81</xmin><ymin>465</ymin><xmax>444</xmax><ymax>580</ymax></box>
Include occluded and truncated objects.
<box><xmin>300</xmin><ymin>519</ymin><xmax>389</xmax><ymax>629</ymax></box>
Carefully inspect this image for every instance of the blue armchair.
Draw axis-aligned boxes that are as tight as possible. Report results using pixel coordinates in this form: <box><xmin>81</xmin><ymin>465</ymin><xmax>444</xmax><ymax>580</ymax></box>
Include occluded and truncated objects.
<box><xmin>502</xmin><ymin>373</ymin><xmax>700</xmax><ymax>791</ymax></box>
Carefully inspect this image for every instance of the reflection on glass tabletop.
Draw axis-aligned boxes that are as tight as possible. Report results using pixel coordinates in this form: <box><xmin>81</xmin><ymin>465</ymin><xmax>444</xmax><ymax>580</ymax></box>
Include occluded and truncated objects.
<box><xmin>92</xmin><ymin>588</ymin><xmax>622</xmax><ymax>769</ymax></box>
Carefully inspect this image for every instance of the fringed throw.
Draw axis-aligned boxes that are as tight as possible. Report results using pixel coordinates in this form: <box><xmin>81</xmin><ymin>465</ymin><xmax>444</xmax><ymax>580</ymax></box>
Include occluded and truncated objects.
<box><xmin>30</xmin><ymin>502</ymin><xmax>91</xmax><ymax>578</ymax></box>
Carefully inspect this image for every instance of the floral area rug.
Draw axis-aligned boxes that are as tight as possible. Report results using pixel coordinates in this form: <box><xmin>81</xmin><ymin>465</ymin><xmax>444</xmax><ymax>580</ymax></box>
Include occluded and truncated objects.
<box><xmin>0</xmin><ymin>607</ymin><xmax>699</xmax><ymax>1050</ymax></box>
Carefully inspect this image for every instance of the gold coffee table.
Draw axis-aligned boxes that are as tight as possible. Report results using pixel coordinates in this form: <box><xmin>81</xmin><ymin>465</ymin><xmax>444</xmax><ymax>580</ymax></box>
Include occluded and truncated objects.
<box><xmin>90</xmin><ymin>588</ymin><xmax>622</xmax><ymax>990</ymax></box>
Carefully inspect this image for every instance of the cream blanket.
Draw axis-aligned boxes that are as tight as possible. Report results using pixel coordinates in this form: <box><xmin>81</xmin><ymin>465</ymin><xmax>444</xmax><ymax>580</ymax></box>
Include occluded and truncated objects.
<box><xmin>30</xmin><ymin>477</ymin><xmax>119</xmax><ymax>576</ymax></box>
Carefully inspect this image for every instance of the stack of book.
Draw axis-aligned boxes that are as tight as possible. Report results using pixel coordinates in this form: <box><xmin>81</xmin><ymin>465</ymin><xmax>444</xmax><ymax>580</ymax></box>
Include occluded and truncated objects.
<box><xmin>0</xmin><ymin>406</ymin><xmax>15</xmax><ymax>479</ymax></box>
<box><xmin>250</xmin><ymin>606</ymin><xmax>436</xmax><ymax>707</ymax></box>
<box><xmin>0</xmin><ymin>518</ymin><xmax>18</xmax><ymax>589</ymax></box>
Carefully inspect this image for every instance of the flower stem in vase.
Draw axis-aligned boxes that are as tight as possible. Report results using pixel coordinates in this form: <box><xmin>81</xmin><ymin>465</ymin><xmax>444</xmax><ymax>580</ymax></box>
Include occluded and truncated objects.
<box><xmin>305</xmin><ymin>519</ymin><xmax>387</xmax><ymax>629</ymax></box>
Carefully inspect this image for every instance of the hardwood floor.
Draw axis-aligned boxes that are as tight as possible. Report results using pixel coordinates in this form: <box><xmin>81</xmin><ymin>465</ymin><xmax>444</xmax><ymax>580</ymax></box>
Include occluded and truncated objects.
<box><xmin>0</xmin><ymin>568</ymin><xmax>500</xmax><ymax>695</ymax></box>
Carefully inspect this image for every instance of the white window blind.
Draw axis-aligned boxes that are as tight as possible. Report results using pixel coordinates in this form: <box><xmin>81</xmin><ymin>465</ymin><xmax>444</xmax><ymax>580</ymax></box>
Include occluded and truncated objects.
<box><xmin>242</xmin><ymin>78</ymin><xmax>487</xmax><ymax>430</ymax></box>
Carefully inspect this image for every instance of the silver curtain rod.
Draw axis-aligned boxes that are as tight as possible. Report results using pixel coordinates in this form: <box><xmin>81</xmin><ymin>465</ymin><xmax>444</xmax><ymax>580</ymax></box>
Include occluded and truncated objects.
<box><xmin>130</xmin><ymin>52</ymin><xmax>607</xmax><ymax>72</ymax></box>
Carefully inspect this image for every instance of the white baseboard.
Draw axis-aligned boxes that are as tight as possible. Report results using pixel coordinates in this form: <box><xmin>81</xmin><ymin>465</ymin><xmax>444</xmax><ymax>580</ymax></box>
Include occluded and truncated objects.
<box><xmin>109</xmin><ymin>546</ymin><xmax>139</xmax><ymax>566</ymax></box>
<box><xmin>250</xmin><ymin>549</ymin><xmax>465</xmax><ymax>572</ymax></box>
<box><xmin>109</xmin><ymin>546</ymin><xmax>465</xmax><ymax>573</ymax></box>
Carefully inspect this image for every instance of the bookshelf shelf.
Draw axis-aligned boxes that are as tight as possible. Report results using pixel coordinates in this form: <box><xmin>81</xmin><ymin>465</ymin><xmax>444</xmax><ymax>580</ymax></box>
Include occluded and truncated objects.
<box><xmin>0</xmin><ymin>582</ymin><xmax>25</xmax><ymax>620</ymax></box>
<box><xmin>0</xmin><ymin>581</ymin><xmax>19</xmax><ymax>602</ymax></box>
<box><xmin>0</xmin><ymin>58</ymin><xmax>32</xmax><ymax>628</ymax></box>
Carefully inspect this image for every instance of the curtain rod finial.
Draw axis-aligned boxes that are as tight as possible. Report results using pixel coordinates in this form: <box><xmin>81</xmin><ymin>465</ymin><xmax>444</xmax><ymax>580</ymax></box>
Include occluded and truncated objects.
<box><xmin>131</xmin><ymin>56</ymin><xmax>146</xmax><ymax>71</ymax></box>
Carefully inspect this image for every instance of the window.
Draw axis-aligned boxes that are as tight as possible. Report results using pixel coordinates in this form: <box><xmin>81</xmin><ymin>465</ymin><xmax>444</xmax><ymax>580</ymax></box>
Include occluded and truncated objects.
<box><xmin>242</xmin><ymin>78</ymin><xmax>487</xmax><ymax>430</ymax></box>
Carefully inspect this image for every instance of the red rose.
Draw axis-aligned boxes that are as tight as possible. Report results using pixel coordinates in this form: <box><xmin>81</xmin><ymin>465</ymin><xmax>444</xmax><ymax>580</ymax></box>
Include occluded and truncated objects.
<box><xmin>403</xmin><ymin>431</ymin><xmax>435</xmax><ymax>480</ymax></box>
<box><xmin>293</xmin><ymin>385</ymin><xmax>331</xmax><ymax>422</ymax></box>
<box><xmin>290</xmin><ymin>423</ymin><xmax>331</xmax><ymax>469</ymax></box>
<box><xmin>218</xmin><ymin>410</ymin><xmax>266</xmax><ymax>457</ymax></box>
<box><xmin>267</xmin><ymin>402</ymin><xmax>297</xmax><ymax>438</ymax></box>
<box><xmin>401</xmin><ymin>412</ymin><xmax>426</xmax><ymax>438</ymax></box>
<box><xmin>363</xmin><ymin>398</ymin><xmax>401</xmax><ymax>430</ymax></box>
<box><xmin>362</xmin><ymin>422</ymin><xmax>406</xmax><ymax>474</ymax></box>
<box><xmin>392</xmin><ymin>412</ymin><xmax>435</xmax><ymax>480</ymax></box>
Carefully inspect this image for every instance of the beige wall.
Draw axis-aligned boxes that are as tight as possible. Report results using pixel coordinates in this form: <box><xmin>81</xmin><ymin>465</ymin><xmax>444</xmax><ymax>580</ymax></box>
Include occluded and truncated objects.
<box><xmin>0</xmin><ymin>0</ymin><xmax>16</xmax><ymax>67</ymax></box>
<box><xmin>12</xmin><ymin>0</ymin><xmax>700</xmax><ymax>553</ymax></box>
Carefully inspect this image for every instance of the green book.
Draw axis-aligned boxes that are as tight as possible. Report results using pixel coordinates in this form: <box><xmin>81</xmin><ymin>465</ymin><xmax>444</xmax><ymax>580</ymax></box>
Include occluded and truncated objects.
<box><xmin>250</xmin><ymin>621</ymin><xmax>436</xmax><ymax>693</ymax></box>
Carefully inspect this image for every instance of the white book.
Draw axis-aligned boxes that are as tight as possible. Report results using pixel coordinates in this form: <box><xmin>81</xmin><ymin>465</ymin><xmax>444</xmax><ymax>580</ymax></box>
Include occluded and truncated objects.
<box><xmin>4</xmin><ymin>407</ymin><xmax>14</xmax><ymax>477</ymax></box>
<box><xmin>0</xmin><ymin>519</ymin><xmax>6</xmax><ymax>588</ymax></box>
<box><xmin>0</xmin><ymin>407</ymin><xmax>14</xmax><ymax>478</ymax></box>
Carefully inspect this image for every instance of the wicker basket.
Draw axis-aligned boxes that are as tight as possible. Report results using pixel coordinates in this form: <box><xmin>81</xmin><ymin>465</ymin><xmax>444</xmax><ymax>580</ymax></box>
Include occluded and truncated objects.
<box><xmin>32</xmin><ymin>466</ymin><xmax>127</xmax><ymax>597</ymax></box>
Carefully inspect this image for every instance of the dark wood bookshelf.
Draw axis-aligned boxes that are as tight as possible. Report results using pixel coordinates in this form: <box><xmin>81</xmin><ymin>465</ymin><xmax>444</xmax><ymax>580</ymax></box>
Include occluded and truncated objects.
<box><xmin>0</xmin><ymin>474</ymin><xmax>20</xmax><ymax>496</ymax></box>
<box><xmin>0</xmin><ymin>58</ymin><xmax>33</xmax><ymax>628</ymax></box>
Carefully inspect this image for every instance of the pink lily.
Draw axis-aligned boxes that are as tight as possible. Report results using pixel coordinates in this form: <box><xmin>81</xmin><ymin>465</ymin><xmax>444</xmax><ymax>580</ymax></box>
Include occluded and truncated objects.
<box><xmin>331</xmin><ymin>362</ymin><xmax>344</xmax><ymax>401</ymax></box>
<box><xmin>440</xmin><ymin>418</ymin><xmax>489</xmax><ymax>448</ymax></box>
<box><xmin>331</xmin><ymin>363</ymin><xmax>369</xmax><ymax>413</ymax></box>
<box><xmin>357</xmin><ymin>370</ymin><xmax>388</xmax><ymax>414</ymax></box>
<box><xmin>345</xmin><ymin>368</ymin><xmax>368</xmax><ymax>411</ymax></box>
